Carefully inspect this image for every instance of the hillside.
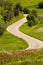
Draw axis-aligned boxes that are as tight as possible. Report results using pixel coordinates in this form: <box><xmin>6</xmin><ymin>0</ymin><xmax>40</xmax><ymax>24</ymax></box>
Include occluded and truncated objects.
<box><xmin>10</xmin><ymin>0</ymin><xmax>43</xmax><ymax>7</ymax></box>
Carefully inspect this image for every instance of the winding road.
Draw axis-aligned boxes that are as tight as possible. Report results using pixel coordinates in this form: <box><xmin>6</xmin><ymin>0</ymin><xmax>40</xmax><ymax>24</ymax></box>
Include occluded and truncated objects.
<box><xmin>7</xmin><ymin>14</ymin><xmax>43</xmax><ymax>50</ymax></box>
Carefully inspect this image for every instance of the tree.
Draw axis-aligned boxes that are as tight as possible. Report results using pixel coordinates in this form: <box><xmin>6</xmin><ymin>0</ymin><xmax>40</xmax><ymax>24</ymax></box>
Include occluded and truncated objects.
<box><xmin>14</xmin><ymin>9</ymin><xmax>19</xmax><ymax>16</ymax></box>
<box><xmin>23</xmin><ymin>8</ymin><xmax>30</xmax><ymax>14</ymax></box>
<box><xmin>26</xmin><ymin>13</ymin><xmax>38</xmax><ymax>27</ymax></box>
<box><xmin>38</xmin><ymin>2</ymin><xmax>43</xmax><ymax>8</ymax></box>
<box><xmin>3</xmin><ymin>0</ymin><xmax>13</xmax><ymax>11</ymax></box>
<box><xmin>15</xmin><ymin>3</ymin><xmax>22</xmax><ymax>12</ymax></box>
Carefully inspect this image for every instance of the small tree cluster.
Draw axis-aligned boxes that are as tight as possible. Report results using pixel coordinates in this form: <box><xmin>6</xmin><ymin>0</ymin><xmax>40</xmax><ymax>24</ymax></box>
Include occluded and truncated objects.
<box><xmin>14</xmin><ymin>3</ymin><xmax>23</xmax><ymax>16</ymax></box>
<box><xmin>23</xmin><ymin>8</ymin><xmax>30</xmax><ymax>14</ymax></box>
<box><xmin>26</xmin><ymin>10</ymin><xmax>39</xmax><ymax>27</ymax></box>
<box><xmin>38</xmin><ymin>2</ymin><xmax>43</xmax><ymax>8</ymax></box>
<box><xmin>15</xmin><ymin>3</ymin><xmax>22</xmax><ymax>12</ymax></box>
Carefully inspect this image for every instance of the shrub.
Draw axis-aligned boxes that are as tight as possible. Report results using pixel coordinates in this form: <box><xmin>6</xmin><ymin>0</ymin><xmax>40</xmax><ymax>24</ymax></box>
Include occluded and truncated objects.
<box><xmin>23</xmin><ymin>8</ymin><xmax>30</xmax><ymax>14</ymax></box>
<box><xmin>3</xmin><ymin>0</ymin><xmax>13</xmax><ymax>10</ymax></box>
<box><xmin>0</xmin><ymin>24</ymin><xmax>6</xmax><ymax>35</ymax></box>
<box><xmin>15</xmin><ymin>3</ymin><xmax>23</xmax><ymax>12</ymax></box>
<box><xmin>2</xmin><ymin>9</ymin><xmax>14</xmax><ymax>22</ymax></box>
<box><xmin>38</xmin><ymin>2</ymin><xmax>43</xmax><ymax>8</ymax></box>
<box><xmin>26</xmin><ymin>14</ymin><xmax>39</xmax><ymax>27</ymax></box>
<box><xmin>26</xmin><ymin>14</ymin><xmax>31</xmax><ymax>21</ymax></box>
<box><xmin>14</xmin><ymin>9</ymin><xmax>19</xmax><ymax>16</ymax></box>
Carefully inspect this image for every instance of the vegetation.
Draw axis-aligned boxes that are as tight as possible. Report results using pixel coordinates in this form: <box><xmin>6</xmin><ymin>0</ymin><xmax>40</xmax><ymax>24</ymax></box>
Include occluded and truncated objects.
<box><xmin>23</xmin><ymin>8</ymin><xmax>30</xmax><ymax>14</ymax></box>
<box><xmin>0</xmin><ymin>23</ymin><xmax>6</xmax><ymax>35</ymax></box>
<box><xmin>15</xmin><ymin>3</ymin><xmax>23</xmax><ymax>12</ymax></box>
<box><xmin>38</xmin><ymin>2</ymin><xmax>43</xmax><ymax>8</ymax></box>
<box><xmin>0</xmin><ymin>0</ymin><xmax>43</xmax><ymax>65</ymax></box>
<box><xmin>20</xmin><ymin>23</ymin><xmax>43</xmax><ymax>41</ymax></box>
<box><xmin>0</xmin><ymin>49</ymin><xmax>43</xmax><ymax>65</ymax></box>
<box><xmin>26</xmin><ymin>10</ymin><xmax>39</xmax><ymax>27</ymax></box>
<box><xmin>0</xmin><ymin>31</ymin><xmax>28</xmax><ymax>51</ymax></box>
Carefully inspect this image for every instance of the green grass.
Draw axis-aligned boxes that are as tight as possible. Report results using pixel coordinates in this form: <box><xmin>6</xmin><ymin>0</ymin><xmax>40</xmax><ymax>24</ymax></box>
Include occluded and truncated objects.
<box><xmin>0</xmin><ymin>13</ymin><xmax>28</xmax><ymax>51</ymax></box>
<box><xmin>0</xmin><ymin>31</ymin><xmax>28</xmax><ymax>51</ymax></box>
<box><xmin>13</xmin><ymin>52</ymin><xmax>43</xmax><ymax>65</ymax></box>
<box><xmin>20</xmin><ymin>23</ymin><xmax>43</xmax><ymax>41</ymax></box>
<box><xmin>10</xmin><ymin>0</ymin><xmax>43</xmax><ymax>7</ymax></box>
<box><xmin>1</xmin><ymin>49</ymin><xmax>43</xmax><ymax>65</ymax></box>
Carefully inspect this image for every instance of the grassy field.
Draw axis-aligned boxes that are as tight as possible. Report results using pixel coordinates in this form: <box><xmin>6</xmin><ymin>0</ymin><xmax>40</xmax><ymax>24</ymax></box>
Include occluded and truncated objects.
<box><xmin>1</xmin><ymin>49</ymin><xmax>43</xmax><ymax>65</ymax></box>
<box><xmin>0</xmin><ymin>14</ymin><xmax>28</xmax><ymax>51</ymax></box>
<box><xmin>0</xmin><ymin>31</ymin><xmax>28</xmax><ymax>51</ymax></box>
<box><xmin>20</xmin><ymin>23</ymin><xmax>43</xmax><ymax>41</ymax></box>
<box><xmin>10</xmin><ymin>0</ymin><xmax>43</xmax><ymax>7</ymax></box>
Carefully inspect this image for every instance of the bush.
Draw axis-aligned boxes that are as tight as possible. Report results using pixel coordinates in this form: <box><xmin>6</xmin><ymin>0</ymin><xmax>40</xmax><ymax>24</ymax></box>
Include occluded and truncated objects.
<box><xmin>23</xmin><ymin>8</ymin><xmax>30</xmax><ymax>14</ymax></box>
<box><xmin>15</xmin><ymin>3</ymin><xmax>23</xmax><ymax>12</ymax></box>
<box><xmin>26</xmin><ymin>14</ymin><xmax>39</xmax><ymax>27</ymax></box>
<box><xmin>1</xmin><ymin>9</ymin><xmax>14</xmax><ymax>22</ymax></box>
<box><xmin>14</xmin><ymin>9</ymin><xmax>19</xmax><ymax>16</ymax></box>
<box><xmin>0</xmin><ymin>24</ymin><xmax>6</xmax><ymax>35</ymax></box>
<box><xmin>3</xmin><ymin>0</ymin><xmax>13</xmax><ymax>10</ymax></box>
<box><xmin>26</xmin><ymin>14</ymin><xmax>31</xmax><ymax>20</ymax></box>
<box><xmin>14</xmin><ymin>3</ymin><xmax>22</xmax><ymax>17</ymax></box>
<box><xmin>1</xmin><ymin>1</ymin><xmax>14</xmax><ymax>22</ymax></box>
<box><xmin>27</xmin><ymin>15</ymin><xmax>35</xmax><ymax>26</ymax></box>
<box><xmin>38</xmin><ymin>2</ymin><xmax>43</xmax><ymax>8</ymax></box>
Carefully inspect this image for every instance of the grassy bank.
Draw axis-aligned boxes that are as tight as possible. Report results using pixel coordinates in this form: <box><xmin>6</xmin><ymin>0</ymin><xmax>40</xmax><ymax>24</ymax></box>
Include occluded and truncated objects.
<box><xmin>1</xmin><ymin>48</ymin><xmax>43</xmax><ymax>65</ymax></box>
<box><xmin>20</xmin><ymin>23</ymin><xmax>43</xmax><ymax>41</ymax></box>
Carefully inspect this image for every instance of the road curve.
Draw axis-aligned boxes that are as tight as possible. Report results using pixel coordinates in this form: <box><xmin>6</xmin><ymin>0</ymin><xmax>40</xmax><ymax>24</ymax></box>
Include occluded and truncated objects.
<box><xmin>7</xmin><ymin>14</ymin><xmax>43</xmax><ymax>50</ymax></box>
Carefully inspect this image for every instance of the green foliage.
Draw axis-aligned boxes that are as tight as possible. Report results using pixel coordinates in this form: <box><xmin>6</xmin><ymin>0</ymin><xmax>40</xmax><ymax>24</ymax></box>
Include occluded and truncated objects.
<box><xmin>14</xmin><ymin>8</ymin><xmax>19</xmax><ymax>16</ymax></box>
<box><xmin>14</xmin><ymin>3</ymin><xmax>23</xmax><ymax>16</ymax></box>
<box><xmin>3</xmin><ymin>0</ymin><xmax>13</xmax><ymax>10</ymax></box>
<box><xmin>0</xmin><ymin>23</ymin><xmax>6</xmax><ymax>35</ymax></box>
<box><xmin>0</xmin><ymin>15</ymin><xmax>6</xmax><ymax>35</ymax></box>
<box><xmin>23</xmin><ymin>8</ymin><xmax>30</xmax><ymax>14</ymax></box>
<box><xmin>0</xmin><ymin>0</ymin><xmax>14</xmax><ymax>22</ymax></box>
<box><xmin>38</xmin><ymin>2</ymin><xmax>43</xmax><ymax>8</ymax></box>
<box><xmin>26</xmin><ymin>10</ymin><xmax>39</xmax><ymax>27</ymax></box>
<box><xmin>15</xmin><ymin>3</ymin><xmax>23</xmax><ymax>12</ymax></box>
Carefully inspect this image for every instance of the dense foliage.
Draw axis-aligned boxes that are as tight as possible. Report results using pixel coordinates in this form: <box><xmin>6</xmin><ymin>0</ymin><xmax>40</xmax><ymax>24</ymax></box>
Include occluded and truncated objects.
<box><xmin>23</xmin><ymin>8</ymin><xmax>30</xmax><ymax>14</ymax></box>
<box><xmin>0</xmin><ymin>0</ymin><xmax>23</xmax><ymax>35</ymax></box>
<box><xmin>26</xmin><ymin>10</ymin><xmax>39</xmax><ymax>26</ymax></box>
<box><xmin>38</xmin><ymin>2</ymin><xmax>43</xmax><ymax>8</ymax></box>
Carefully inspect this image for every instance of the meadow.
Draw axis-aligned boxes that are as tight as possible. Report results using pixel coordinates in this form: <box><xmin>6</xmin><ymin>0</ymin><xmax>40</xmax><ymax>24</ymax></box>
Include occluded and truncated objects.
<box><xmin>0</xmin><ymin>49</ymin><xmax>43</xmax><ymax>65</ymax></box>
<box><xmin>20</xmin><ymin>23</ymin><xmax>43</xmax><ymax>41</ymax></box>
